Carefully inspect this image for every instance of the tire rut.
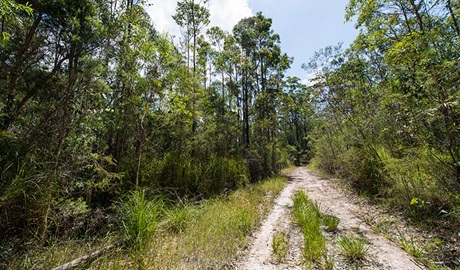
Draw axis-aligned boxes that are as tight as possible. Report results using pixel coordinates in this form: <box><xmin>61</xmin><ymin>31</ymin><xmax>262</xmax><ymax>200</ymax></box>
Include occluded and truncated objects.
<box><xmin>236</xmin><ymin>167</ymin><xmax>426</xmax><ymax>270</ymax></box>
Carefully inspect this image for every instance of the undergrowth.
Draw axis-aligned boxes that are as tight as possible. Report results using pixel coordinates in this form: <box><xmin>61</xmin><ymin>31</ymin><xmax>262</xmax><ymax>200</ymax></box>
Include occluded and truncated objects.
<box><xmin>6</xmin><ymin>176</ymin><xmax>286</xmax><ymax>269</ymax></box>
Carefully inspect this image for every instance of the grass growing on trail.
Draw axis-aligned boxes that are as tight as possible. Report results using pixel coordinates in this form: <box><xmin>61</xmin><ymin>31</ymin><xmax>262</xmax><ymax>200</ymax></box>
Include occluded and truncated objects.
<box><xmin>91</xmin><ymin>176</ymin><xmax>287</xmax><ymax>269</ymax></box>
<box><xmin>292</xmin><ymin>191</ymin><xmax>326</xmax><ymax>264</ymax></box>
<box><xmin>322</xmin><ymin>214</ymin><xmax>340</xmax><ymax>232</ymax></box>
<box><xmin>292</xmin><ymin>191</ymin><xmax>341</xmax><ymax>269</ymax></box>
<box><xmin>272</xmin><ymin>232</ymin><xmax>288</xmax><ymax>262</ymax></box>
<box><xmin>338</xmin><ymin>234</ymin><xmax>368</xmax><ymax>262</ymax></box>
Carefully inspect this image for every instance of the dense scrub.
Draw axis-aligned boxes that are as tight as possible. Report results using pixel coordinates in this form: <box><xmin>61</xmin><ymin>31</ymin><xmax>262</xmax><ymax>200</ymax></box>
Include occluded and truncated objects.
<box><xmin>307</xmin><ymin>0</ymin><xmax>460</xmax><ymax>228</ymax></box>
<box><xmin>0</xmin><ymin>0</ymin><xmax>311</xmax><ymax>262</ymax></box>
<box><xmin>5</xmin><ymin>176</ymin><xmax>286</xmax><ymax>269</ymax></box>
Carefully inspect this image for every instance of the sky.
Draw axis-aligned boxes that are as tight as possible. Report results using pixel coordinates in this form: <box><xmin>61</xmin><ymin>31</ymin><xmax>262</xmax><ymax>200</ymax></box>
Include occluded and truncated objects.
<box><xmin>146</xmin><ymin>0</ymin><xmax>358</xmax><ymax>83</ymax></box>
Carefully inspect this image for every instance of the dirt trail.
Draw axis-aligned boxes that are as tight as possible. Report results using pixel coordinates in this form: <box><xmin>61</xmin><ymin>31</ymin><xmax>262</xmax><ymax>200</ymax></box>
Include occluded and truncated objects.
<box><xmin>237</xmin><ymin>167</ymin><xmax>426</xmax><ymax>270</ymax></box>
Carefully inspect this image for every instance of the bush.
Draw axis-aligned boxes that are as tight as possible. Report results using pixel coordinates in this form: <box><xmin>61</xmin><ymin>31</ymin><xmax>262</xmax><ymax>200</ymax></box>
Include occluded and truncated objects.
<box><xmin>198</xmin><ymin>155</ymin><xmax>249</xmax><ymax>195</ymax></box>
<box><xmin>149</xmin><ymin>153</ymin><xmax>249</xmax><ymax>197</ymax></box>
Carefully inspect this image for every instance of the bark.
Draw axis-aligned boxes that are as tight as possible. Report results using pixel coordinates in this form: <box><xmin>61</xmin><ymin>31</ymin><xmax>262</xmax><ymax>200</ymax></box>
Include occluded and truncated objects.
<box><xmin>408</xmin><ymin>0</ymin><xmax>425</xmax><ymax>32</ymax></box>
<box><xmin>447</xmin><ymin>0</ymin><xmax>460</xmax><ymax>37</ymax></box>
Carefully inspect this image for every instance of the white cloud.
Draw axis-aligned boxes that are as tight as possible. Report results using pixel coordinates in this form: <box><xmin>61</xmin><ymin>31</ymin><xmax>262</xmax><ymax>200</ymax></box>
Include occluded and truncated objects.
<box><xmin>145</xmin><ymin>0</ymin><xmax>253</xmax><ymax>38</ymax></box>
<box><xmin>208</xmin><ymin>0</ymin><xmax>253</xmax><ymax>32</ymax></box>
<box><xmin>301</xmin><ymin>72</ymin><xmax>318</xmax><ymax>87</ymax></box>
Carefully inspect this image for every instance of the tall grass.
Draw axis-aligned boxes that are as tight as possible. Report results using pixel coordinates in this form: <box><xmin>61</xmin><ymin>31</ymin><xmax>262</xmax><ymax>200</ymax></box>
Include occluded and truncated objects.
<box><xmin>152</xmin><ymin>153</ymin><xmax>249</xmax><ymax>196</ymax></box>
<box><xmin>92</xmin><ymin>176</ymin><xmax>287</xmax><ymax>269</ymax></box>
<box><xmin>6</xmin><ymin>176</ymin><xmax>286</xmax><ymax>269</ymax></box>
<box><xmin>119</xmin><ymin>190</ymin><xmax>165</xmax><ymax>250</ymax></box>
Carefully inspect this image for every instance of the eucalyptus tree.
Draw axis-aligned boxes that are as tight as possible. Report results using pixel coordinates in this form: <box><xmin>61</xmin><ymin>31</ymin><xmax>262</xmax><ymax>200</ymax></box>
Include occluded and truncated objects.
<box><xmin>233</xmin><ymin>12</ymin><xmax>290</xmax><ymax>145</ymax></box>
<box><xmin>345</xmin><ymin>0</ymin><xmax>460</xmax><ymax>187</ymax></box>
<box><xmin>279</xmin><ymin>77</ymin><xmax>314</xmax><ymax>165</ymax></box>
<box><xmin>233</xmin><ymin>12</ymin><xmax>291</xmax><ymax>176</ymax></box>
<box><xmin>173</xmin><ymin>0</ymin><xmax>210</xmax><ymax>73</ymax></box>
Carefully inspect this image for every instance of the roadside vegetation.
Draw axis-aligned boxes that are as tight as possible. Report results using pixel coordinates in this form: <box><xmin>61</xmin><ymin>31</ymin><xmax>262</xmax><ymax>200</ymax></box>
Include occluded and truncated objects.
<box><xmin>2</xmin><ymin>0</ymin><xmax>460</xmax><ymax>268</ymax></box>
<box><xmin>0</xmin><ymin>0</ymin><xmax>310</xmax><ymax>267</ymax></box>
<box><xmin>305</xmin><ymin>0</ymin><xmax>460</xmax><ymax>267</ymax></box>
<box><xmin>338</xmin><ymin>234</ymin><xmax>368</xmax><ymax>263</ymax></box>
<box><xmin>6</xmin><ymin>176</ymin><xmax>286</xmax><ymax>269</ymax></box>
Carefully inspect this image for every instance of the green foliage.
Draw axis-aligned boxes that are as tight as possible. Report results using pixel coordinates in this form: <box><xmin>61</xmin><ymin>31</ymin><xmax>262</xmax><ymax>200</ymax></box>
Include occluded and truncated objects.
<box><xmin>0</xmin><ymin>0</ymin><xmax>299</xmax><ymax>260</ymax></box>
<box><xmin>152</xmin><ymin>153</ymin><xmax>249</xmax><ymax>197</ymax></box>
<box><xmin>0</xmin><ymin>0</ymin><xmax>33</xmax><ymax>45</ymax></box>
<box><xmin>307</xmin><ymin>0</ymin><xmax>460</xmax><ymax>228</ymax></box>
<box><xmin>140</xmin><ymin>176</ymin><xmax>286</xmax><ymax>269</ymax></box>
<box><xmin>399</xmin><ymin>234</ymin><xmax>424</xmax><ymax>259</ymax></box>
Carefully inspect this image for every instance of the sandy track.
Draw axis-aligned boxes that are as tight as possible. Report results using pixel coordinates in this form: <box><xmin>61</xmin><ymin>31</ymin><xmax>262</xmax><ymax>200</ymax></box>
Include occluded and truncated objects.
<box><xmin>236</xmin><ymin>167</ymin><xmax>426</xmax><ymax>270</ymax></box>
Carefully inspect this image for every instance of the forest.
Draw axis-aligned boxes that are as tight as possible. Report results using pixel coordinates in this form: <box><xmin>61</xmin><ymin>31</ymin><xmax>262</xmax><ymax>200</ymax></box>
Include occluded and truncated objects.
<box><xmin>1</xmin><ymin>0</ymin><xmax>459</xmax><ymax>268</ymax></box>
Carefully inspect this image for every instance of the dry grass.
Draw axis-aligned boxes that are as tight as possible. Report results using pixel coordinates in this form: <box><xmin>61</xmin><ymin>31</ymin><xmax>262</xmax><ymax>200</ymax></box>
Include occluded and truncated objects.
<box><xmin>6</xmin><ymin>176</ymin><xmax>286</xmax><ymax>269</ymax></box>
<box><xmin>93</xmin><ymin>176</ymin><xmax>286</xmax><ymax>269</ymax></box>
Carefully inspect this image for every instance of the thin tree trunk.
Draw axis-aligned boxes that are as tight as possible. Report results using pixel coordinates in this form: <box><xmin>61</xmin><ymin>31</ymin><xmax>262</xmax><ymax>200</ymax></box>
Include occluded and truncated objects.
<box><xmin>447</xmin><ymin>0</ymin><xmax>460</xmax><ymax>37</ymax></box>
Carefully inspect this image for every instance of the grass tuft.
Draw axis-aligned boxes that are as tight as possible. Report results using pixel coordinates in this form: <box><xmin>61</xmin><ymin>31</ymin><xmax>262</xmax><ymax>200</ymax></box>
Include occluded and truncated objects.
<box><xmin>338</xmin><ymin>234</ymin><xmax>368</xmax><ymax>262</ymax></box>
<box><xmin>322</xmin><ymin>214</ymin><xmax>340</xmax><ymax>232</ymax></box>
<box><xmin>272</xmin><ymin>232</ymin><xmax>288</xmax><ymax>262</ymax></box>
<box><xmin>399</xmin><ymin>234</ymin><xmax>424</xmax><ymax>258</ymax></box>
<box><xmin>120</xmin><ymin>189</ymin><xmax>165</xmax><ymax>251</ymax></box>
<box><xmin>322</xmin><ymin>253</ymin><xmax>335</xmax><ymax>270</ymax></box>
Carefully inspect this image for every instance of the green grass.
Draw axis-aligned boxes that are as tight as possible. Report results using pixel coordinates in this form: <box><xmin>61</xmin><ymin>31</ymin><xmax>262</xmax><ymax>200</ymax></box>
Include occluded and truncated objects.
<box><xmin>5</xmin><ymin>176</ymin><xmax>287</xmax><ymax>269</ymax></box>
<box><xmin>399</xmin><ymin>234</ymin><xmax>424</xmax><ymax>258</ymax></box>
<box><xmin>272</xmin><ymin>232</ymin><xmax>288</xmax><ymax>262</ymax></box>
<box><xmin>281</xmin><ymin>165</ymin><xmax>297</xmax><ymax>174</ymax></box>
<box><xmin>323</xmin><ymin>253</ymin><xmax>335</xmax><ymax>270</ymax></box>
<box><xmin>322</xmin><ymin>214</ymin><xmax>340</xmax><ymax>232</ymax></box>
<box><xmin>93</xmin><ymin>175</ymin><xmax>287</xmax><ymax>269</ymax></box>
<box><xmin>292</xmin><ymin>191</ymin><xmax>326</xmax><ymax>264</ymax></box>
<box><xmin>6</xmin><ymin>236</ymin><xmax>121</xmax><ymax>270</ymax></box>
<box><xmin>120</xmin><ymin>190</ymin><xmax>165</xmax><ymax>251</ymax></box>
<box><xmin>338</xmin><ymin>234</ymin><xmax>368</xmax><ymax>262</ymax></box>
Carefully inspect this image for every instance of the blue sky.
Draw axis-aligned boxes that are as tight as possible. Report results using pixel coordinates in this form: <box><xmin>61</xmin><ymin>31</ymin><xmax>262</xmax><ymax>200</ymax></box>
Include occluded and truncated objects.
<box><xmin>147</xmin><ymin>0</ymin><xmax>358</xmax><ymax>82</ymax></box>
<box><xmin>248</xmin><ymin>0</ymin><xmax>358</xmax><ymax>80</ymax></box>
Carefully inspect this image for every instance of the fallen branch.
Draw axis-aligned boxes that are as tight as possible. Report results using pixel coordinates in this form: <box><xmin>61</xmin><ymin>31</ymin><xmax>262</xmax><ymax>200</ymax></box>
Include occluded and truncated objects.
<box><xmin>52</xmin><ymin>241</ymin><xmax>122</xmax><ymax>270</ymax></box>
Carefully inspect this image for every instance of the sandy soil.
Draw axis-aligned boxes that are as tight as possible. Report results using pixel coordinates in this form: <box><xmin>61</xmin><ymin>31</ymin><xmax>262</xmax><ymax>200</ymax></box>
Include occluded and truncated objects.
<box><xmin>236</xmin><ymin>167</ymin><xmax>427</xmax><ymax>270</ymax></box>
